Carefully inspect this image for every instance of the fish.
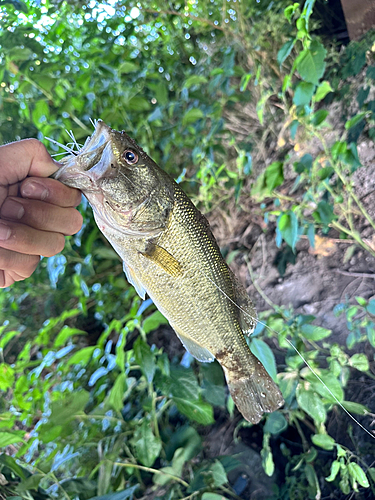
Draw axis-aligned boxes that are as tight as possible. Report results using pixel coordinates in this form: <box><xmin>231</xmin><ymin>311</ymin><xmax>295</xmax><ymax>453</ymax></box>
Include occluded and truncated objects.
<box><xmin>52</xmin><ymin>120</ymin><xmax>284</xmax><ymax>423</ymax></box>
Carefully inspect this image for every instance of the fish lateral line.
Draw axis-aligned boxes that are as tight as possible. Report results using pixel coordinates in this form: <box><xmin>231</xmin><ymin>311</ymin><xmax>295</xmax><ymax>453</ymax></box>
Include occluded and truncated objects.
<box><xmin>201</xmin><ymin>269</ymin><xmax>375</xmax><ymax>440</ymax></box>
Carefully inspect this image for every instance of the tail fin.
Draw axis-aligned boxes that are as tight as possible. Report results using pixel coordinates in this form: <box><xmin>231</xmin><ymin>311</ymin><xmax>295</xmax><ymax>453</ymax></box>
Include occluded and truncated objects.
<box><xmin>224</xmin><ymin>360</ymin><xmax>284</xmax><ymax>424</ymax></box>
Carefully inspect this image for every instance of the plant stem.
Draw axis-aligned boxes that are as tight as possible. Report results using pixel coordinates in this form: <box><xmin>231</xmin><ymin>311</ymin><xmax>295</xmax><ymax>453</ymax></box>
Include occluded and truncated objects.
<box><xmin>293</xmin><ymin>416</ymin><xmax>309</xmax><ymax>452</ymax></box>
<box><xmin>331</xmin><ymin>221</ymin><xmax>375</xmax><ymax>258</ymax></box>
<box><xmin>149</xmin><ymin>383</ymin><xmax>160</xmax><ymax>440</ymax></box>
<box><xmin>244</xmin><ymin>255</ymin><xmax>280</xmax><ymax>312</ymax></box>
<box><xmin>113</xmin><ymin>461</ymin><xmax>189</xmax><ymax>487</ymax></box>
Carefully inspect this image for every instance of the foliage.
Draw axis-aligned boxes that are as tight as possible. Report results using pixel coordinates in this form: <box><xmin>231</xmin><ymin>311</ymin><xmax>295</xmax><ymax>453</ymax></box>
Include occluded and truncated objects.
<box><xmin>1</xmin><ymin>1</ymin><xmax>375</xmax><ymax>499</ymax></box>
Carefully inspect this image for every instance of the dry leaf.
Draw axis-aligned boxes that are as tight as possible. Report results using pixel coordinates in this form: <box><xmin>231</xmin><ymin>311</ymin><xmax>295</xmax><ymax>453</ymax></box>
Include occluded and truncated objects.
<box><xmin>309</xmin><ymin>235</ymin><xmax>337</xmax><ymax>257</ymax></box>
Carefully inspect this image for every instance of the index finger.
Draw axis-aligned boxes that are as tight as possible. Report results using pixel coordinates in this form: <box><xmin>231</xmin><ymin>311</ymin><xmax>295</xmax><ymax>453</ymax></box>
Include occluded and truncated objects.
<box><xmin>0</xmin><ymin>139</ymin><xmax>59</xmax><ymax>186</ymax></box>
<box><xmin>20</xmin><ymin>177</ymin><xmax>82</xmax><ymax>208</ymax></box>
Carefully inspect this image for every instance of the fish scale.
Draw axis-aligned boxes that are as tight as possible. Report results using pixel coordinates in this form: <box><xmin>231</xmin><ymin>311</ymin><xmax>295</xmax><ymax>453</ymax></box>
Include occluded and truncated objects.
<box><xmin>53</xmin><ymin>120</ymin><xmax>284</xmax><ymax>423</ymax></box>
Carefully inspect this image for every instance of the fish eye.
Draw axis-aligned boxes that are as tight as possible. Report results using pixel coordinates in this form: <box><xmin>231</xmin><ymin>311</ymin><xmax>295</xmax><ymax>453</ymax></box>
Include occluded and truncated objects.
<box><xmin>123</xmin><ymin>149</ymin><xmax>138</xmax><ymax>165</ymax></box>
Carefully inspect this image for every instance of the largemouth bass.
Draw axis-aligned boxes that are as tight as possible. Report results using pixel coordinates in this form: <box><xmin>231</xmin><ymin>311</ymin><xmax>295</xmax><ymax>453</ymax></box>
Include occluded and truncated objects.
<box><xmin>53</xmin><ymin>120</ymin><xmax>284</xmax><ymax>423</ymax></box>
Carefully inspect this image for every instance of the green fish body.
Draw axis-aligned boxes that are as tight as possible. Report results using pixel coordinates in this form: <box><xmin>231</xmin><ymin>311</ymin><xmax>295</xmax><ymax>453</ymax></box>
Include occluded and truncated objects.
<box><xmin>54</xmin><ymin>121</ymin><xmax>284</xmax><ymax>423</ymax></box>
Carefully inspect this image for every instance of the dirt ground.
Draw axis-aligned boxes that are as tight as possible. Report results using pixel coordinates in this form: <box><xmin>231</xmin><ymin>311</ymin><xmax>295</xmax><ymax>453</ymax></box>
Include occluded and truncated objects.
<box><xmin>208</xmin><ymin>138</ymin><xmax>375</xmax><ymax>345</ymax></box>
<box><xmin>201</xmin><ymin>140</ymin><xmax>375</xmax><ymax>499</ymax></box>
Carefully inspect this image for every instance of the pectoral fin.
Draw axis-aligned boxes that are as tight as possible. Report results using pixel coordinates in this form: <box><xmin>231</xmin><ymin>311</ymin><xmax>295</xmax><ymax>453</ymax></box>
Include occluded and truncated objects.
<box><xmin>141</xmin><ymin>243</ymin><xmax>183</xmax><ymax>277</ymax></box>
<box><xmin>123</xmin><ymin>262</ymin><xmax>147</xmax><ymax>300</ymax></box>
<box><xmin>229</xmin><ymin>269</ymin><xmax>257</xmax><ymax>335</ymax></box>
<box><xmin>172</xmin><ymin>323</ymin><xmax>215</xmax><ymax>362</ymax></box>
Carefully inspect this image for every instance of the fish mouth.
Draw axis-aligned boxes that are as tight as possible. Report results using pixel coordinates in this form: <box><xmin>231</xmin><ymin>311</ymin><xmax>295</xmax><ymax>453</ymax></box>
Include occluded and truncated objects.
<box><xmin>53</xmin><ymin>120</ymin><xmax>118</xmax><ymax>189</ymax></box>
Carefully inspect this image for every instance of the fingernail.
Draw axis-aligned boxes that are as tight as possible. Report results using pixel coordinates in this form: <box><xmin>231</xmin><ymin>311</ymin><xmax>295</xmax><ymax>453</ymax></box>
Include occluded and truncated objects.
<box><xmin>0</xmin><ymin>222</ymin><xmax>11</xmax><ymax>240</ymax></box>
<box><xmin>22</xmin><ymin>182</ymin><xmax>49</xmax><ymax>200</ymax></box>
<box><xmin>1</xmin><ymin>199</ymin><xmax>25</xmax><ymax>220</ymax></box>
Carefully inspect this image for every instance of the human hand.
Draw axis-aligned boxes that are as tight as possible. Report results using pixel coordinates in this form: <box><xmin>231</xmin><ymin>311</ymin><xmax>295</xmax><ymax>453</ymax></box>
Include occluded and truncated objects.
<box><xmin>0</xmin><ymin>139</ymin><xmax>83</xmax><ymax>287</ymax></box>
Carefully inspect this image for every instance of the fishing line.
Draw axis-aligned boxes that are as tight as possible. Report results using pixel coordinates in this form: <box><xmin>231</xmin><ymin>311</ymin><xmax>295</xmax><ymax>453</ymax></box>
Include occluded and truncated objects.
<box><xmin>46</xmin><ymin>137</ymin><xmax>78</xmax><ymax>155</ymax></box>
<box><xmin>200</xmin><ymin>269</ymin><xmax>375</xmax><ymax>439</ymax></box>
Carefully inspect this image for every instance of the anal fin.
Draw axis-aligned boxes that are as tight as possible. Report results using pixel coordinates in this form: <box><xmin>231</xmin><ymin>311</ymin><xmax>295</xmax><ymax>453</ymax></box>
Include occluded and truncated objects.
<box><xmin>123</xmin><ymin>262</ymin><xmax>147</xmax><ymax>300</ymax></box>
<box><xmin>172</xmin><ymin>323</ymin><xmax>215</xmax><ymax>363</ymax></box>
<box><xmin>141</xmin><ymin>243</ymin><xmax>183</xmax><ymax>277</ymax></box>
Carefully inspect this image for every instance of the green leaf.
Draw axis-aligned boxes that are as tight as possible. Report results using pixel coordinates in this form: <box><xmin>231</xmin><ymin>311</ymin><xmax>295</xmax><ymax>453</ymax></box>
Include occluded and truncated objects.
<box><xmin>16</xmin><ymin>474</ymin><xmax>44</xmax><ymax>492</ymax></box>
<box><xmin>184</xmin><ymin>75</ymin><xmax>208</xmax><ymax>89</ymax></box>
<box><xmin>32</xmin><ymin>100</ymin><xmax>49</xmax><ymax>125</ymax></box>
<box><xmin>314</xmin><ymin>81</ymin><xmax>333</xmax><ymax>102</ymax></box>
<box><xmin>173</xmin><ymin>397</ymin><xmax>214</xmax><ymax>425</ymax></box>
<box><xmin>366</xmin><ymin>299</ymin><xmax>375</xmax><ymax>315</ymax></box>
<box><xmin>300</xmin><ymin>324</ymin><xmax>332</xmax><ymax>341</ymax></box>
<box><xmin>202</xmin><ymin>494</ymin><xmax>229</xmax><ymax>500</ymax></box>
<box><xmin>294</xmin><ymin>154</ymin><xmax>313</xmax><ymax>173</ymax></box>
<box><xmin>127</xmin><ymin>96</ymin><xmax>151</xmax><ymax>111</ymax></box>
<box><xmin>311</xmin><ymin>109</ymin><xmax>328</xmax><ymax>126</ymax></box>
<box><xmin>66</xmin><ymin>346</ymin><xmax>96</xmax><ymax>366</ymax></box>
<box><xmin>0</xmin><ymin>431</ymin><xmax>25</xmax><ymax>447</ymax></box>
<box><xmin>240</xmin><ymin>73</ymin><xmax>252</xmax><ymax>92</ymax></box>
<box><xmin>54</xmin><ymin>326</ymin><xmax>86</xmax><ymax>347</ymax></box>
<box><xmin>142</xmin><ymin>310</ymin><xmax>168</xmax><ymax>334</ymax></box>
<box><xmin>296</xmin><ymin>40</ymin><xmax>326</xmax><ymax>85</ymax></box>
<box><xmin>88</xmin><ymin>486</ymin><xmax>139</xmax><ymax>500</ymax></box>
<box><xmin>311</xmin><ymin>433</ymin><xmax>335</xmax><ymax>450</ymax></box>
<box><xmin>264</xmin><ymin>411</ymin><xmax>288</xmax><ymax>434</ymax></box>
<box><xmin>0</xmin><ymin>363</ymin><xmax>15</xmax><ymax>390</ymax></box>
<box><xmin>153</xmin><ymin>447</ymin><xmax>186</xmax><ymax>485</ymax></box>
<box><xmin>0</xmin><ymin>454</ymin><xmax>27</xmax><ymax>480</ymax></box>
<box><xmin>296</xmin><ymin>386</ymin><xmax>326</xmax><ymax>423</ymax></box>
<box><xmin>250</xmin><ymin>338</ymin><xmax>277</xmax><ymax>381</ymax></box>
<box><xmin>284</xmin><ymin>3</ymin><xmax>299</xmax><ymax>22</ymax></box>
<box><xmin>0</xmin><ymin>330</ymin><xmax>19</xmax><ymax>349</ymax></box>
<box><xmin>355</xmin><ymin>296</ymin><xmax>367</xmax><ymax>306</ymax></box>
<box><xmin>348</xmin><ymin>463</ymin><xmax>369</xmax><ymax>488</ymax></box>
<box><xmin>293</xmin><ymin>81</ymin><xmax>315</xmax><ymax>106</ymax></box>
<box><xmin>341</xmin><ymin>401</ymin><xmax>369</xmax><ymax>415</ymax></box>
<box><xmin>7</xmin><ymin>46</ymin><xmax>32</xmax><ymax>61</ymax></box>
<box><xmin>133</xmin><ymin>421</ymin><xmax>162</xmax><ymax>467</ymax></box>
<box><xmin>256</xmin><ymin>91</ymin><xmax>273</xmax><ymax>124</ymax></box>
<box><xmin>304</xmin><ymin>463</ymin><xmax>320</xmax><ymax>497</ymax></box>
<box><xmin>210</xmin><ymin>460</ymin><xmax>228</xmax><ymax>487</ymax></box>
<box><xmin>303</xmin><ymin>371</ymin><xmax>344</xmax><ymax>403</ymax></box>
<box><xmin>265</xmin><ymin>161</ymin><xmax>284</xmax><ymax>191</ymax></box>
<box><xmin>106</xmin><ymin>373</ymin><xmax>127</xmax><ymax>412</ymax></box>
<box><xmin>315</xmin><ymin>201</ymin><xmax>335</xmax><ymax>225</ymax></box>
<box><xmin>133</xmin><ymin>337</ymin><xmax>155</xmax><ymax>383</ymax></box>
<box><xmin>349</xmin><ymin>353</ymin><xmax>369</xmax><ymax>372</ymax></box>
<box><xmin>276</xmin><ymin>212</ymin><xmax>299</xmax><ymax>250</ymax></box>
<box><xmin>277</xmin><ymin>39</ymin><xmax>295</xmax><ymax>66</ymax></box>
<box><xmin>182</xmin><ymin>108</ymin><xmax>204</xmax><ymax>125</ymax></box>
<box><xmin>47</xmin><ymin>391</ymin><xmax>90</xmax><ymax>426</ymax></box>
<box><xmin>170</xmin><ymin>367</ymin><xmax>200</xmax><ymax>400</ymax></box>
<box><xmin>261</xmin><ymin>433</ymin><xmax>274</xmax><ymax>476</ymax></box>
<box><xmin>345</xmin><ymin>112</ymin><xmax>368</xmax><ymax>130</ymax></box>
<box><xmin>367</xmin><ymin>323</ymin><xmax>375</xmax><ymax>347</ymax></box>
<box><xmin>326</xmin><ymin>460</ymin><xmax>341</xmax><ymax>482</ymax></box>
<box><xmin>118</xmin><ymin>61</ymin><xmax>139</xmax><ymax>73</ymax></box>
<box><xmin>155</xmin><ymin>82</ymin><xmax>168</xmax><ymax>105</ymax></box>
